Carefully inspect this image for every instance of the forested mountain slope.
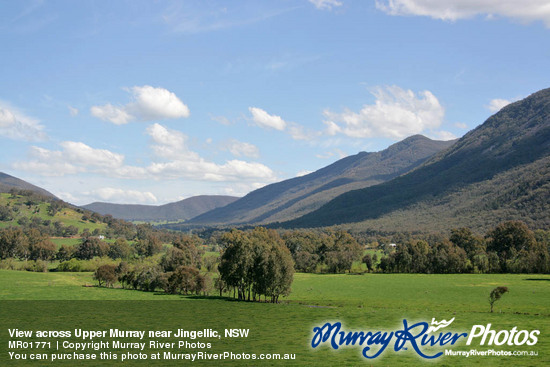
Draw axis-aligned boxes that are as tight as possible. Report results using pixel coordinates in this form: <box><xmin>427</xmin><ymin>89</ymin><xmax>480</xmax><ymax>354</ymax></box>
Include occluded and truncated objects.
<box><xmin>284</xmin><ymin>88</ymin><xmax>550</xmax><ymax>232</ymax></box>
<box><xmin>189</xmin><ymin>135</ymin><xmax>454</xmax><ymax>225</ymax></box>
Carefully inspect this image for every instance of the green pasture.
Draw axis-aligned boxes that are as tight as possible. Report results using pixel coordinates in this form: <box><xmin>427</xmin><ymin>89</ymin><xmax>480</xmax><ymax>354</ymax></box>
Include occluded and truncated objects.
<box><xmin>0</xmin><ymin>193</ymin><xmax>106</xmax><ymax>234</ymax></box>
<box><xmin>1</xmin><ymin>270</ymin><xmax>548</xmax><ymax>366</ymax></box>
<box><xmin>49</xmin><ymin>238</ymin><xmax>81</xmax><ymax>248</ymax></box>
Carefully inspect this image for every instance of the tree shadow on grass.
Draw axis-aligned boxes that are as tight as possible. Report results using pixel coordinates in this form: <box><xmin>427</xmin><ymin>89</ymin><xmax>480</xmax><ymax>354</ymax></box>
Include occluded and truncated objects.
<box><xmin>524</xmin><ymin>278</ymin><xmax>550</xmax><ymax>281</ymax></box>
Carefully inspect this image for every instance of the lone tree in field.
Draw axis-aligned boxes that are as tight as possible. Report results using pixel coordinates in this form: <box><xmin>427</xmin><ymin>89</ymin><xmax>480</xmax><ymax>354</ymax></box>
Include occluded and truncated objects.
<box><xmin>489</xmin><ymin>286</ymin><xmax>509</xmax><ymax>313</ymax></box>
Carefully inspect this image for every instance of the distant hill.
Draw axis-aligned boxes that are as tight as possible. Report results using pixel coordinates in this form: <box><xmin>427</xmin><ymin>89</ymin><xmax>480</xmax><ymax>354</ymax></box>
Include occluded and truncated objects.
<box><xmin>284</xmin><ymin>87</ymin><xmax>550</xmax><ymax>232</ymax></box>
<box><xmin>188</xmin><ymin>135</ymin><xmax>455</xmax><ymax>226</ymax></box>
<box><xmin>0</xmin><ymin>172</ymin><xmax>57</xmax><ymax>199</ymax></box>
<box><xmin>83</xmin><ymin>195</ymin><xmax>239</xmax><ymax>222</ymax></box>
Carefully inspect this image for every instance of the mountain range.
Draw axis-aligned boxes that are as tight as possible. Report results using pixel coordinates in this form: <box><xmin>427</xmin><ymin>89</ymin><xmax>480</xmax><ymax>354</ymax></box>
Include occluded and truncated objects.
<box><xmin>188</xmin><ymin>135</ymin><xmax>455</xmax><ymax>226</ymax></box>
<box><xmin>3</xmin><ymin>87</ymin><xmax>549</xmax><ymax>233</ymax></box>
<box><xmin>82</xmin><ymin>196</ymin><xmax>239</xmax><ymax>222</ymax></box>
<box><xmin>282</xmin><ymin>87</ymin><xmax>550</xmax><ymax>232</ymax></box>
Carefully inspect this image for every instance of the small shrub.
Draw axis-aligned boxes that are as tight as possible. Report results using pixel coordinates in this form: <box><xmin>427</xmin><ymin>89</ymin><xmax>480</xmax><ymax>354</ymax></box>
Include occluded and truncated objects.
<box><xmin>57</xmin><ymin>259</ymin><xmax>84</xmax><ymax>272</ymax></box>
<box><xmin>24</xmin><ymin>260</ymin><xmax>48</xmax><ymax>272</ymax></box>
<box><xmin>489</xmin><ymin>286</ymin><xmax>509</xmax><ymax>313</ymax></box>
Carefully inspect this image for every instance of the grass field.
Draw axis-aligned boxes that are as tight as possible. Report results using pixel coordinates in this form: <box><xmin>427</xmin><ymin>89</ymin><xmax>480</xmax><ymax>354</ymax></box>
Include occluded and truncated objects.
<box><xmin>0</xmin><ymin>193</ymin><xmax>106</xmax><ymax>234</ymax></box>
<box><xmin>0</xmin><ymin>269</ymin><xmax>548</xmax><ymax>366</ymax></box>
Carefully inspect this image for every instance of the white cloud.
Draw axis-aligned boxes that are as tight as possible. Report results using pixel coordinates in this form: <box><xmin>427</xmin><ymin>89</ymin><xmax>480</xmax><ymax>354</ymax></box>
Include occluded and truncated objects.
<box><xmin>129</xmin><ymin>85</ymin><xmax>190</xmax><ymax>120</ymax></box>
<box><xmin>309</xmin><ymin>0</ymin><xmax>343</xmax><ymax>11</ymax></box>
<box><xmin>248</xmin><ymin>106</ymin><xmax>316</xmax><ymax>140</ymax></box>
<box><xmin>0</xmin><ymin>102</ymin><xmax>46</xmax><ymax>141</ymax></box>
<box><xmin>454</xmin><ymin>122</ymin><xmax>468</xmax><ymax>129</ymax></box>
<box><xmin>486</xmin><ymin>98</ymin><xmax>513</xmax><ymax>113</ymax></box>
<box><xmin>15</xmin><ymin>123</ymin><xmax>277</xmax><ymax>188</ymax></box>
<box><xmin>91</xmin><ymin>85</ymin><xmax>189</xmax><ymax>124</ymax></box>
<box><xmin>146</xmin><ymin>122</ymin><xmax>191</xmax><ymax>160</ymax></box>
<box><xmin>323</xmin><ymin>86</ymin><xmax>445</xmax><ymax>140</ymax></box>
<box><xmin>86</xmin><ymin>187</ymin><xmax>158</xmax><ymax>204</ymax></box>
<box><xmin>60</xmin><ymin>141</ymin><xmax>124</xmax><ymax>169</ymax></box>
<box><xmin>249</xmin><ymin>107</ymin><xmax>287</xmax><ymax>130</ymax></box>
<box><xmin>376</xmin><ymin>0</ymin><xmax>550</xmax><ymax>27</ymax></box>
<box><xmin>145</xmin><ymin>123</ymin><xmax>277</xmax><ymax>183</ymax></box>
<box><xmin>224</xmin><ymin>139</ymin><xmax>260</xmax><ymax>158</ymax></box>
<box><xmin>90</xmin><ymin>103</ymin><xmax>132</xmax><ymax>125</ymax></box>
<box><xmin>14</xmin><ymin>142</ymin><xmax>126</xmax><ymax>176</ymax></box>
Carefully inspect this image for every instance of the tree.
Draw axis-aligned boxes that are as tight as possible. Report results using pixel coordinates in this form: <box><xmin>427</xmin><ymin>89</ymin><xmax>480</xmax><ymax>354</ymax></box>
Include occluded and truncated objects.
<box><xmin>74</xmin><ymin>237</ymin><xmax>109</xmax><ymax>260</ymax></box>
<box><xmin>218</xmin><ymin>229</ymin><xmax>254</xmax><ymax>301</ymax></box>
<box><xmin>47</xmin><ymin>200</ymin><xmax>63</xmax><ymax>216</ymax></box>
<box><xmin>29</xmin><ymin>238</ymin><xmax>57</xmax><ymax>261</ymax></box>
<box><xmin>218</xmin><ymin>227</ymin><xmax>295</xmax><ymax>302</ymax></box>
<box><xmin>0</xmin><ymin>227</ymin><xmax>29</xmax><ymax>260</ymax></box>
<box><xmin>56</xmin><ymin>244</ymin><xmax>75</xmax><ymax>261</ymax></box>
<box><xmin>108</xmin><ymin>238</ymin><xmax>133</xmax><ymax>260</ymax></box>
<box><xmin>489</xmin><ymin>286</ymin><xmax>509</xmax><ymax>313</ymax></box>
<box><xmin>214</xmin><ymin>276</ymin><xmax>227</xmax><ymax>297</ymax></box>
<box><xmin>94</xmin><ymin>264</ymin><xmax>117</xmax><ymax>287</ymax></box>
<box><xmin>166</xmin><ymin>266</ymin><xmax>201</xmax><ymax>294</ymax></box>
<box><xmin>450</xmin><ymin>228</ymin><xmax>486</xmax><ymax>260</ymax></box>
<box><xmin>362</xmin><ymin>254</ymin><xmax>373</xmax><ymax>272</ymax></box>
<box><xmin>134</xmin><ymin>235</ymin><xmax>162</xmax><ymax>257</ymax></box>
<box><xmin>0</xmin><ymin>205</ymin><xmax>13</xmax><ymax>221</ymax></box>
<box><xmin>486</xmin><ymin>221</ymin><xmax>536</xmax><ymax>272</ymax></box>
<box><xmin>325</xmin><ymin>231</ymin><xmax>363</xmax><ymax>273</ymax></box>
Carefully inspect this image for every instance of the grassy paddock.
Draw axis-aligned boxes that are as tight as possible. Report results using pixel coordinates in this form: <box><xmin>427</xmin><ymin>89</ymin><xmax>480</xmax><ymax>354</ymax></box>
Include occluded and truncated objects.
<box><xmin>0</xmin><ymin>270</ymin><xmax>548</xmax><ymax>366</ymax></box>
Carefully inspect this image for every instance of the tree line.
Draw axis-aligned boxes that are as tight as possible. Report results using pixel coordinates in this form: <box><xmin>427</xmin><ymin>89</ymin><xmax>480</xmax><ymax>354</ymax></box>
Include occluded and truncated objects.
<box><xmin>377</xmin><ymin>221</ymin><xmax>549</xmax><ymax>274</ymax></box>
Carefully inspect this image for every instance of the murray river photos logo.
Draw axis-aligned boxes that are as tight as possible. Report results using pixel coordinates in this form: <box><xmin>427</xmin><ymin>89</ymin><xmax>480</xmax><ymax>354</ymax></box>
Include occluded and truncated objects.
<box><xmin>311</xmin><ymin>318</ymin><xmax>540</xmax><ymax>360</ymax></box>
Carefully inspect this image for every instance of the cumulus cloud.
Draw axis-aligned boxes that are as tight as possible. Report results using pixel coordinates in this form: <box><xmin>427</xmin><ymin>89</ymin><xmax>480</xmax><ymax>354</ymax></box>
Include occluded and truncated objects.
<box><xmin>323</xmin><ymin>85</ymin><xmax>445</xmax><ymax>140</ymax></box>
<box><xmin>0</xmin><ymin>102</ymin><xmax>46</xmax><ymax>141</ymax></box>
<box><xmin>249</xmin><ymin>107</ymin><xmax>287</xmax><ymax>130</ymax></box>
<box><xmin>86</xmin><ymin>187</ymin><xmax>158</xmax><ymax>204</ymax></box>
<box><xmin>309</xmin><ymin>0</ymin><xmax>343</xmax><ymax>11</ymax></box>
<box><xmin>59</xmin><ymin>141</ymin><xmax>124</xmax><ymax>169</ymax></box>
<box><xmin>248</xmin><ymin>106</ymin><xmax>315</xmax><ymax>140</ymax></box>
<box><xmin>486</xmin><ymin>98</ymin><xmax>514</xmax><ymax>113</ymax></box>
<box><xmin>90</xmin><ymin>104</ymin><xmax>132</xmax><ymax>125</ymax></box>
<box><xmin>145</xmin><ymin>123</ymin><xmax>276</xmax><ymax>182</ymax></box>
<box><xmin>14</xmin><ymin>142</ymin><xmax>127</xmax><ymax>176</ymax></box>
<box><xmin>375</xmin><ymin>0</ymin><xmax>550</xmax><ymax>27</ymax></box>
<box><xmin>15</xmin><ymin>123</ymin><xmax>277</xmax><ymax>187</ymax></box>
<box><xmin>91</xmin><ymin>86</ymin><xmax>190</xmax><ymax>125</ymax></box>
<box><xmin>146</xmin><ymin>122</ymin><xmax>191</xmax><ymax>160</ymax></box>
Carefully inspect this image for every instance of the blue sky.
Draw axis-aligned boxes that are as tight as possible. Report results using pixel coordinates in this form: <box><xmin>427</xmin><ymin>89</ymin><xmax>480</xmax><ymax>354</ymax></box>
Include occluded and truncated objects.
<box><xmin>1</xmin><ymin>0</ymin><xmax>549</xmax><ymax>205</ymax></box>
